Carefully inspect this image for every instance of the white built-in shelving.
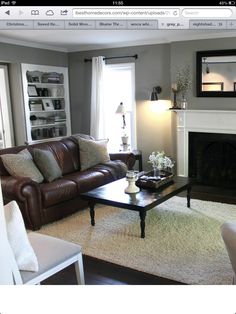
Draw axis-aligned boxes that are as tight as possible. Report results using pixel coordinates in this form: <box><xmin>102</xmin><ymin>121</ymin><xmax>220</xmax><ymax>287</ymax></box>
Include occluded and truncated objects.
<box><xmin>21</xmin><ymin>63</ymin><xmax>71</xmax><ymax>144</ymax></box>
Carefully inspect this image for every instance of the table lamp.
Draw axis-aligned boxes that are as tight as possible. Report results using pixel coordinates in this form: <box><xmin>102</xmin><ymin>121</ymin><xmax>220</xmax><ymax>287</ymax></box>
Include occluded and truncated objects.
<box><xmin>116</xmin><ymin>102</ymin><xmax>129</xmax><ymax>151</ymax></box>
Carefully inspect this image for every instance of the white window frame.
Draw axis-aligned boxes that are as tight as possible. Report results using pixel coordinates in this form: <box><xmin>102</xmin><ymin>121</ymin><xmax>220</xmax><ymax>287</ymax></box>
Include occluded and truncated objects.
<box><xmin>105</xmin><ymin>62</ymin><xmax>137</xmax><ymax>151</ymax></box>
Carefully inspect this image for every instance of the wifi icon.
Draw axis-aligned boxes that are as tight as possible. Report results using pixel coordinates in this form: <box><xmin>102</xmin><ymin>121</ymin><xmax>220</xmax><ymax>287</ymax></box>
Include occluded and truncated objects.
<box><xmin>11</xmin><ymin>1</ymin><xmax>16</xmax><ymax>4</ymax></box>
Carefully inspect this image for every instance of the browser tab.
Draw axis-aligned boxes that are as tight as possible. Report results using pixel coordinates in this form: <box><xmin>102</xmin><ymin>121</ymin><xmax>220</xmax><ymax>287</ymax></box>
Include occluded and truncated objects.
<box><xmin>96</xmin><ymin>20</ymin><xmax>126</xmax><ymax>29</ymax></box>
<box><xmin>127</xmin><ymin>20</ymin><xmax>158</xmax><ymax>29</ymax></box>
<box><xmin>0</xmin><ymin>20</ymin><xmax>33</xmax><ymax>29</ymax></box>
<box><xmin>65</xmin><ymin>20</ymin><xmax>95</xmax><ymax>29</ymax></box>
<box><xmin>159</xmin><ymin>20</ymin><xmax>188</xmax><ymax>29</ymax></box>
<box><xmin>33</xmin><ymin>20</ymin><xmax>65</xmax><ymax>29</ymax></box>
<box><xmin>189</xmin><ymin>20</ymin><xmax>227</xmax><ymax>29</ymax></box>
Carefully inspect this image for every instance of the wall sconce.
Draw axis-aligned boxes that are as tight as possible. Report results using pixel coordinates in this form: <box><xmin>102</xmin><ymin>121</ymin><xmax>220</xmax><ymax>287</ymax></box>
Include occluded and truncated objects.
<box><xmin>150</xmin><ymin>86</ymin><xmax>162</xmax><ymax>101</ymax></box>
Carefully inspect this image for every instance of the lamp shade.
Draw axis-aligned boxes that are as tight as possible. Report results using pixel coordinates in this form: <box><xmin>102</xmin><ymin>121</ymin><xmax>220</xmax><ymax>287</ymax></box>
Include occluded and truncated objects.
<box><xmin>150</xmin><ymin>86</ymin><xmax>162</xmax><ymax>101</ymax></box>
<box><xmin>150</xmin><ymin>90</ymin><xmax>158</xmax><ymax>101</ymax></box>
<box><xmin>116</xmin><ymin>102</ymin><xmax>126</xmax><ymax>114</ymax></box>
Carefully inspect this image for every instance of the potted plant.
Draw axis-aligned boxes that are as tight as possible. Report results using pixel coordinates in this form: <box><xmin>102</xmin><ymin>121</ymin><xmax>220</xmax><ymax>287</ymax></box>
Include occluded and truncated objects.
<box><xmin>148</xmin><ymin>151</ymin><xmax>174</xmax><ymax>178</ymax></box>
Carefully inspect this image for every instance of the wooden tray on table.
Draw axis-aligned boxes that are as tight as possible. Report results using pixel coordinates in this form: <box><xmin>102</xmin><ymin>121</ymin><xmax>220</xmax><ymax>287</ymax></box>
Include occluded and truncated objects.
<box><xmin>136</xmin><ymin>170</ymin><xmax>174</xmax><ymax>190</ymax></box>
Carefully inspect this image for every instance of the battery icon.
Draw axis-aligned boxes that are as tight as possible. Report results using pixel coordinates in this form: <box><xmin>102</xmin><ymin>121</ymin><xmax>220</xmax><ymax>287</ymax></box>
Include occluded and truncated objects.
<box><xmin>229</xmin><ymin>1</ymin><xmax>235</xmax><ymax>4</ymax></box>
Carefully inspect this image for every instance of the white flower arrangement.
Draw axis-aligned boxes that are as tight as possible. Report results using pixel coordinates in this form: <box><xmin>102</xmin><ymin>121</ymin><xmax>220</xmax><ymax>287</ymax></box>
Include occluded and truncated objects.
<box><xmin>148</xmin><ymin>151</ymin><xmax>174</xmax><ymax>171</ymax></box>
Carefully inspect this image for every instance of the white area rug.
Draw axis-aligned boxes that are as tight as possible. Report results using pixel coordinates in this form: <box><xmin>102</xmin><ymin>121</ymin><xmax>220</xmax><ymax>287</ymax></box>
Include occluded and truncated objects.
<box><xmin>38</xmin><ymin>196</ymin><xmax>236</xmax><ymax>284</ymax></box>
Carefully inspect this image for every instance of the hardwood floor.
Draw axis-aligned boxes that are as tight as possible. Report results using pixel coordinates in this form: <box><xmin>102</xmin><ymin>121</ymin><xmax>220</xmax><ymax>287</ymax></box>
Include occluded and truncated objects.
<box><xmin>43</xmin><ymin>185</ymin><xmax>234</xmax><ymax>285</ymax></box>
<box><xmin>42</xmin><ymin>255</ymin><xmax>183</xmax><ymax>285</ymax></box>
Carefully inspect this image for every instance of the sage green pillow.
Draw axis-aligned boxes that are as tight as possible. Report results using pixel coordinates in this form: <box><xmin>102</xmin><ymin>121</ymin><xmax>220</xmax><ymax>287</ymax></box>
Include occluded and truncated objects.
<box><xmin>76</xmin><ymin>137</ymin><xmax>110</xmax><ymax>171</ymax></box>
<box><xmin>1</xmin><ymin>149</ymin><xmax>44</xmax><ymax>183</ymax></box>
<box><xmin>33</xmin><ymin>149</ymin><xmax>62</xmax><ymax>182</ymax></box>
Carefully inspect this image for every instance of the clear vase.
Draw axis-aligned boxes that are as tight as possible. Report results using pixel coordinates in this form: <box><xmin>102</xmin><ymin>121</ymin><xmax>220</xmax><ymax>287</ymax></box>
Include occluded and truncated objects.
<box><xmin>153</xmin><ymin>166</ymin><xmax>160</xmax><ymax>178</ymax></box>
<box><xmin>180</xmin><ymin>95</ymin><xmax>187</xmax><ymax>109</ymax></box>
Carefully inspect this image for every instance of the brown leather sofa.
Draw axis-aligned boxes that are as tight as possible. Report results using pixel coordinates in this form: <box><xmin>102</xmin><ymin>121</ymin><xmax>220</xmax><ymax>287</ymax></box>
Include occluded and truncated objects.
<box><xmin>0</xmin><ymin>136</ymin><xmax>135</xmax><ymax>230</ymax></box>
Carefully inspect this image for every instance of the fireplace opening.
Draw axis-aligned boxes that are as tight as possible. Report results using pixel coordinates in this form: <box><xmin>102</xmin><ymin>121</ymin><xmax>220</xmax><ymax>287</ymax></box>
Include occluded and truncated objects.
<box><xmin>189</xmin><ymin>132</ymin><xmax>236</xmax><ymax>189</ymax></box>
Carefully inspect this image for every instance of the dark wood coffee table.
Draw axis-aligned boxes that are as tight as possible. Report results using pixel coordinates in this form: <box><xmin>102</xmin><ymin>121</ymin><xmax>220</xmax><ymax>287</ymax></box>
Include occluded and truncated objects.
<box><xmin>80</xmin><ymin>176</ymin><xmax>193</xmax><ymax>238</ymax></box>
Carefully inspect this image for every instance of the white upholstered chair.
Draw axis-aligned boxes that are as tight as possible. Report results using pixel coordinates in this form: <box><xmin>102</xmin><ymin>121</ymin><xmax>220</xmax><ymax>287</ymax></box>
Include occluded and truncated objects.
<box><xmin>1</xmin><ymin>195</ymin><xmax>85</xmax><ymax>285</ymax></box>
<box><xmin>221</xmin><ymin>221</ymin><xmax>236</xmax><ymax>284</ymax></box>
<box><xmin>10</xmin><ymin>232</ymin><xmax>85</xmax><ymax>285</ymax></box>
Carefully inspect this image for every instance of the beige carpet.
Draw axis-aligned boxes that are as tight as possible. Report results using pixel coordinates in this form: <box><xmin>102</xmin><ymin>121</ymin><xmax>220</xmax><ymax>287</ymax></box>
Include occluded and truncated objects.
<box><xmin>38</xmin><ymin>196</ymin><xmax>236</xmax><ymax>284</ymax></box>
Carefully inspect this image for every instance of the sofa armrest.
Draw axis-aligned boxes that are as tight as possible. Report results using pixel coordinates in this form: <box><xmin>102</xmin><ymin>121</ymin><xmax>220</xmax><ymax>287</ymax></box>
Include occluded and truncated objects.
<box><xmin>109</xmin><ymin>152</ymin><xmax>136</xmax><ymax>170</ymax></box>
<box><xmin>1</xmin><ymin>176</ymin><xmax>43</xmax><ymax>230</ymax></box>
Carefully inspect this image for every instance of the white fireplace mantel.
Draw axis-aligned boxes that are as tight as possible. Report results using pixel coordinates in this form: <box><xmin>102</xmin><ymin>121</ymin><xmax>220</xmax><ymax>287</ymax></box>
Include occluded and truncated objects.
<box><xmin>176</xmin><ymin>110</ymin><xmax>236</xmax><ymax>176</ymax></box>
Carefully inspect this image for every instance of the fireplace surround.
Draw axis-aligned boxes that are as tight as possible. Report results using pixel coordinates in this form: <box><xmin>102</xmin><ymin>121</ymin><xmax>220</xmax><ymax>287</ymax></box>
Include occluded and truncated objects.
<box><xmin>176</xmin><ymin>110</ymin><xmax>236</xmax><ymax>187</ymax></box>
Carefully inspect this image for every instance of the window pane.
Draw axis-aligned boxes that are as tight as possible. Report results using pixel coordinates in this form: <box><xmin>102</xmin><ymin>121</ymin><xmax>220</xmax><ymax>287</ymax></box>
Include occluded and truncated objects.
<box><xmin>104</xmin><ymin>63</ymin><xmax>135</xmax><ymax>152</ymax></box>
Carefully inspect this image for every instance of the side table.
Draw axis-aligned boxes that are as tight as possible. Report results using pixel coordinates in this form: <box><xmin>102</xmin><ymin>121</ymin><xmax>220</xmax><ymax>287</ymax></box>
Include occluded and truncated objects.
<box><xmin>118</xmin><ymin>149</ymin><xmax>142</xmax><ymax>172</ymax></box>
<box><xmin>132</xmin><ymin>150</ymin><xmax>143</xmax><ymax>172</ymax></box>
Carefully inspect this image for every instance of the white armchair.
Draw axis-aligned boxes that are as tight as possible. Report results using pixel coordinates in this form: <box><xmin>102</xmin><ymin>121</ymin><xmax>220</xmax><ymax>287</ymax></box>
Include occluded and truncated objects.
<box><xmin>2</xmin><ymin>199</ymin><xmax>85</xmax><ymax>285</ymax></box>
<box><xmin>11</xmin><ymin>232</ymin><xmax>85</xmax><ymax>285</ymax></box>
<box><xmin>221</xmin><ymin>221</ymin><xmax>236</xmax><ymax>284</ymax></box>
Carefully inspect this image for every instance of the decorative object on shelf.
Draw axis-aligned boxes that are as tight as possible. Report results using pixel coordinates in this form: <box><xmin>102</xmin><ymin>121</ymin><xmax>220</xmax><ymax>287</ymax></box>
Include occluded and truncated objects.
<box><xmin>26</xmin><ymin>70</ymin><xmax>41</xmax><ymax>83</ymax></box>
<box><xmin>29</xmin><ymin>100</ymin><xmax>42</xmax><ymax>111</ymax></box>
<box><xmin>125</xmin><ymin>170</ymin><xmax>140</xmax><ymax>194</ymax></box>
<box><xmin>42</xmin><ymin>88</ymin><xmax>49</xmax><ymax>97</ymax></box>
<box><xmin>30</xmin><ymin>115</ymin><xmax>37</xmax><ymax>125</ymax></box>
<box><xmin>41</xmin><ymin>72</ymin><xmax>63</xmax><ymax>84</ymax></box>
<box><xmin>171</xmin><ymin>65</ymin><xmax>191</xmax><ymax>110</ymax></box>
<box><xmin>136</xmin><ymin>170</ymin><xmax>174</xmax><ymax>190</ymax></box>
<box><xmin>52</xmin><ymin>86</ymin><xmax>64</xmax><ymax>97</ymax></box>
<box><xmin>27</xmin><ymin>85</ymin><xmax>38</xmax><ymax>97</ymax></box>
<box><xmin>42</xmin><ymin>99</ymin><xmax>54</xmax><ymax>111</ymax></box>
<box><xmin>175</xmin><ymin>65</ymin><xmax>191</xmax><ymax>110</ymax></box>
<box><xmin>150</xmin><ymin>85</ymin><xmax>162</xmax><ymax>101</ymax></box>
<box><xmin>148</xmin><ymin>151</ymin><xmax>174</xmax><ymax>178</ymax></box>
<box><xmin>53</xmin><ymin>99</ymin><xmax>61</xmax><ymax>110</ymax></box>
<box><xmin>36</xmin><ymin>88</ymin><xmax>43</xmax><ymax>96</ymax></box>
<box><xmin>171</xmin><ymin>83</ymin><xmax>181</xmax><ymax>109</ymax></box>
<box><xmin>116</xmin><ymin>102</ymin><xmax>130</xmax><ymax>151</ymax></box>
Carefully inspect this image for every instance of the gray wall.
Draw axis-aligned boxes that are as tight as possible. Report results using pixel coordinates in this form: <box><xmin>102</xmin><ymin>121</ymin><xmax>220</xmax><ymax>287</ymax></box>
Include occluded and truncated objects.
<box><xmin>68</xmin><ymin>43</ymin><xmax>171</xmax><ymax>170</ymax></box>
<box><xmin>69</xmin><ymin>36</ymin><xmax>236</xmax><ymax>170</ymax></box>
<box><xmin>3</xmin><ymin>37</ymin><xmax>236</xmax><ymax>168</ymax></box>
<box><xmin>0</xmin><ymin>42</ymin><xmax>68</xmax><ymax>66</ymax></box>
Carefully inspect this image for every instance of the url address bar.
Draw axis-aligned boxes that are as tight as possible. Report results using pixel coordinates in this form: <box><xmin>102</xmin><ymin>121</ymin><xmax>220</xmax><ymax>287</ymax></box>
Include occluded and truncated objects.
<box><xmin>73</xmin><ymin>8</ymin><xmax>179</xmax><ymax>19</ymax></box>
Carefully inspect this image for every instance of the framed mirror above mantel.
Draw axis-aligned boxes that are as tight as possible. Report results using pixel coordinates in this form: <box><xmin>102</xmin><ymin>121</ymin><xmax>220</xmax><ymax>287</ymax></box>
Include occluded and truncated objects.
<box><xmin>196</xmin><ymin>49</ymin><xmax>236</xmax><ymax>97</ymax></box>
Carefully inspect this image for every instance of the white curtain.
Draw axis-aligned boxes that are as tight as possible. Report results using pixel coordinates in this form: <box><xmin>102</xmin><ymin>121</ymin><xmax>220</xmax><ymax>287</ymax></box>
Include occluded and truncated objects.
<box><xmin>90</xmin><ymin>56</ymin><xmax>106</xmax><ymax>139</ymax></box>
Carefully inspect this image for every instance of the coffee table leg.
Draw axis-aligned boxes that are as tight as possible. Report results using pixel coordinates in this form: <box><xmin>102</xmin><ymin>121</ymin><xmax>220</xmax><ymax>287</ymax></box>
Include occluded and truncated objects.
<box><xmin>187</xmin><ymin>186</ymin><xmax>191</xmax><ymax>208</ymax></box>
<box><xmin>89</xmin><ymin>202</ymin><xmax>95</xmax><ymax>226</ymax></box>
<box><xmin>139</xmin><ymin>210</ymin><xmax>146</xmax><ymax>238</ymax></box>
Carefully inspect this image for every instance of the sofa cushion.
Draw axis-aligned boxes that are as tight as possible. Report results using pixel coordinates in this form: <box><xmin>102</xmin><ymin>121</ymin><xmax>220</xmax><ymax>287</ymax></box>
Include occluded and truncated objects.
<box><xmin>40</xmin><ymin>178</ymin><xmax>78</xmax><ymax>208</ymax></box>
<box><xmin>76</xmin><ymin>137</ymin><xmax>110</xmax><ymax>171</ymax></box>
<box><xmin>63</xmin><ymin>170</ymin><xmax>106</xmax><ymax>193</ymax></box>
<box><xmin>1</xmin><ymin>149</ymin><xmax>44</xmax><ymax>183</ymax></box>
<box><xmin>92</xmin><ymin>160</ymin><xmax>128</xmax><ymax>180</ymax></box>
<box><xmin>33</xmin><ymin>149</ymin><xmax>62</xmax><ymax>182</ymax></box>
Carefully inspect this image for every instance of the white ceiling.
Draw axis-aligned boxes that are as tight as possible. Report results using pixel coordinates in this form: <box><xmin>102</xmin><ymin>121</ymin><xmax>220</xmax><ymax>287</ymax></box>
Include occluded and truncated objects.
<box><xmin>0</xmin><ymin>29</ymin><xmax>236</xmax><ymax>52</ymax></box>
